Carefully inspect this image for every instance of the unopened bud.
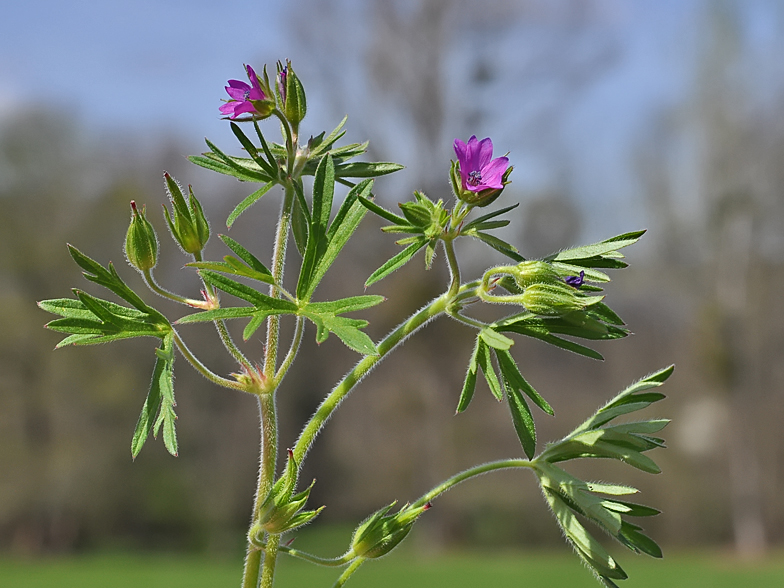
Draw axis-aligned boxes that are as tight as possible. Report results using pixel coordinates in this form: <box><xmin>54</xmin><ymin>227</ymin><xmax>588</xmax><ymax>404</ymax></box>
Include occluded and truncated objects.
<box><xmin>521</xmin><ymin>282</ymin><xmax>602</xmax><ymax>316</ymax></box>
<box><xmin>350</xmin><ymin>501</ymin><xmax>431</xmax><ymax>559</ymax></box>
<box><xmin>511</xmin><ymin>261</ymin><xmax>561</xmax><ymax>289</ymax></box>
<box><xmin>162</xmin><ymin>173</ymin><xmax>210</xmax><ymax>255</ymax></box>
<box><xmin>125</xmin><ymin>201</ymin><xmax>158</xmax><ymax>271</ymax></box>
<box><xmin>277</xmin><ymin>59</ymin><xmax>306</xmax><ymax>126</ymax></box>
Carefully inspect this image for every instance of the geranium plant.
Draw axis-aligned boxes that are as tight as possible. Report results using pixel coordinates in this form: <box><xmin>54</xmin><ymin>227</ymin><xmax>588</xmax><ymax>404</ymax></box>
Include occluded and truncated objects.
<box><xmin>39</xmin><ymin>60</ymin><xmax>671</xmax><ymax>588</ymax></box>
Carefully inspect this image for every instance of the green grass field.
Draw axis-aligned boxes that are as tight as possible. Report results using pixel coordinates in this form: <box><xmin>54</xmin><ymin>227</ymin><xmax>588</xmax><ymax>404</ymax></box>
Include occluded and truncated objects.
<box><xmin>2</xmin><ymin>549</ymin><xmax>783</xmax><ymax>588</ymax></box>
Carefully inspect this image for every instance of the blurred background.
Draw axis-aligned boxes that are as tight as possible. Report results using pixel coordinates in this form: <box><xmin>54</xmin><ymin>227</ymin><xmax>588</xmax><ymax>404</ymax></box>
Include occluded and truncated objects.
<box><xmin>2</xmin><ymin>0</ymin><xmax>784</xmax><ymax>574</ymax></box>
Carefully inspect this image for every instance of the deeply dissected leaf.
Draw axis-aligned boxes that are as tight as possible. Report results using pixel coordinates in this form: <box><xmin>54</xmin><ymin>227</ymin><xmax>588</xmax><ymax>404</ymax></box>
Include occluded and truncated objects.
<box><xmin>131</xmin><ymin>332</ymin><xmax>177</xmax><ymax>458</ymax></box>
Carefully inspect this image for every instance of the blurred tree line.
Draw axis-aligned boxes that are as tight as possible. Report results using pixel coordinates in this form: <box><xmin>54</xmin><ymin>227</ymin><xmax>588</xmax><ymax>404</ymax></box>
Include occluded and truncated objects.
<box><xmin>1</xmin><ymin>0</ymin><xmax>783</xmax><ymax>558</ymax></box>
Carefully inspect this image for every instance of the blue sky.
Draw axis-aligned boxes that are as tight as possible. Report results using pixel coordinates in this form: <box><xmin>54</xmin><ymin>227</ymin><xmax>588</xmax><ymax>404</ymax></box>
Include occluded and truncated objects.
<box><xmin>2</xmin><ymin>0</ymin><xmax>776</xmax><ymax>240</ymax></box>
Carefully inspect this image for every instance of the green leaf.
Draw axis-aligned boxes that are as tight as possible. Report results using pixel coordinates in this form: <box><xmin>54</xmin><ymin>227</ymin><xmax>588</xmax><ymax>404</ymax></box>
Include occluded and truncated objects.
<box><xmin>496</xmin><ymin>322</ymin><xmax>605</xmax><ymax>360</ymax></box>
<box><xmin>335</xmin><ymin>161</ymin><xmax>404</xmax><ymax>178</ymax></box>
<box><xmin>505</xmin><ymin>379</ymin><xmax>536</xmax><ymax>459</ymax></box>
<box><xmin>476</xmin><ymin>340</ymin><xmax>502</xmax><ymax>402</ymax></box>
<box><xmin>548</xmin><ymin>230</ymin><xmax>645</xmax><ymax>263</ymax></box>
<box><xmin>67</xmin><ymin>245</ymin><xmax>154</xmax><ymax>314</ymax></box>
<box><xmin>299</xmin><ymin>305</ymin><xmax>378</xmax><ymax>355</ymax></box>
<box><xmin>466</xmin><ymin>230</ymin><xmax>524</xmax><ymax>262</ymax></box>
<box><xmin>308</xmin><ymin>115</ymin><xmax>347</xmax><ymax>158</ymax></box>
<box><xmin>219</xmin><ymin>235</ymin><xmax>272</xmax><ymax>276</ymax></box>
<box><xmin>365</xmin><ymin>238</ymin><xmax>428</xmax><ymax>287</ymax></box>
<box><xmin>199</xmin><ymin>271</ymin><xmax>298</xmax><ymax>312</ymax></box>
<box><xmin>573</xmin><ymin>367</ymin><xmax>673</xmax><ymax>434</ymax></box>
<box><xmin>230</xmin><ymin>122</ymin><xmax>277</xmax><ymax>177</ymax></box>
<box><xmin>304</xmin><ymin>180</ymin><xmax>374</xmax><ymax>299</ymax></box>
<box><xmin>205</xmin><ymin>138</ymin><xmax>270</xmax><ymax>183</ymax></box>
<box><xmin>131</xmin><ymin>332</ymin><xmax>177</xmax><ymax>458</ymax></box>
<box><xmin>495</xmin><ymin>349</ymin><xmax>554</xmax><ymax>415</ymax></box>
<box><xmin>186</xmin><ymin>260</ymin><xmax>275</xmax><ymax>285</ymax></box>
<box><xmin>307</xmin><ymin>295</ymin><xmax>385</xmax><ymax>315</ymax></box>
<box><xmin>462</xmin><ymin>204</ymin><xmax>519</xmax><ymax>232</ymax></box>
<box><xmin>544</xmin><ymin>488</ymin><xmax>628</xmax><ymax>581</ymax></box>
<box><xmin>358</xmin><ymin>196</ymin><xmax>408</xmax><ymax>224</ymax></box>
<box><xmin>479</xmin><ymin>327</ymin><xmax>514</xmax><ymax>350</ymax></box>
<box><xmin>297</xmin><ymin>154</ymin><xmax>335</xmax><ymax>300</ymax></box>
<box><xmin>457</xmin><ymin>338</ymin><xmax>481</xmax><ymax>413</ymax></box>
<box><xmin>188</xmin><ymin>155</ymin><xmax>264</xmax><ymax>183</ymax></box>
<box><xmin>618</xmin><ymin>521</ymin><xmax>662</xmax><ymax>558</ymax></box>
<box><xmin>226</xmin><ymin>182</ymin><xmax>275</xmax><ymax>228</ymax></box>
<box><xmin>175</xmin><ymin>307</ymin><xmax>258</xmax><ymax>323</ymax></box>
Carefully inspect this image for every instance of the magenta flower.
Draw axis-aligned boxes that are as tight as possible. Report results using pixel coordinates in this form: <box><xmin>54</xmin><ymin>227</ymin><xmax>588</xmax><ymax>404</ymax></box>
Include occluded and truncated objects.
<box><xmin>219</xmin><ymin>65</ymin><xmax>268</xmax><ymax>119</ymax></box>
<box><xmin>453</xmin><ymin>136</ymin><xmax>509</xmax><ymax>193</ymax></box>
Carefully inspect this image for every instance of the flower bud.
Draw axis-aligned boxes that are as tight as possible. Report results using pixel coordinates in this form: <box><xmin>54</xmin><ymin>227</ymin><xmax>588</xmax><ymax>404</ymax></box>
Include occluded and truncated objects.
<box><xmin>350</xmin><ymin>501</ymin><xmax>431</xmax><ymax>559</ymax></box>
<box><xmin>510</xmin><ymin>261</ymin><xmax>561</xmax><ymax>289</ymax></box>
<box><xmin>521</xmin><ymin>282</ymin><xmax>602</xmax><ymax>316</ymax></box>
<box><xmin>125</xmin><ymin>201</ymin><xmax>158</xmax><ymax>271</ymax></box>
<box><xmin>277</xmin><ymin>60</ymin><xmax>307</xmax><ymax>126</ymax></box>
<box><xmin>251</xmin><ymin>450</ymin><xmax>324</xmax><ymax>536</ymax></box>
<box><xmin>162</xmin><ymin>173</ymin><xmax>210</xmax><ymax>255</ymax></box>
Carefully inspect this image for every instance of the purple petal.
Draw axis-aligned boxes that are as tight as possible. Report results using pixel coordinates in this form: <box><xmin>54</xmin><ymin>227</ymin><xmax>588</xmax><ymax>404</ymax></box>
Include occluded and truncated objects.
<box><xmin>226</xmin><ymin>86</ymin><xmax>249</xmax><ymax>100</ymax></box>
<box><xmin>246</xmin><ymin>64</ymin><xmax>266</xmax><ymax>99</ymax></box>
<box><xmin>453</xmin><ymin>138</ymin><xmax>468</xmax><ymax>163</ymax></box>
<box><xmin>479</xmin><ymin>156</ymin><xmax>509</xmax><ymax>189</ymax></box>
<box><xmin>247</xmin><ymin>87</ymin><xmax>266</xmax><ymax>101</ymax></box>
<box><xmin>463</xmin><ymin>135</ymin><xmax>482</xmax><ymax>171</ymax></box>
<box><xmin>227</xmin><ymin>79</ymin><xmax>251</xmax><ymax>91</ymax></box>
<box><xmin>219</xmin><ymin>102</ymin><xmax>238</xmax><ymax>115</ymax></box>
<box><xmin>231</xmin><ymin>101</ymin><xmax>256</xmax><ymax>117</ymax></box>
<box><xmin>475</xmin><ymin>137</ymin><xmax>494</xmax><ymax>169</ymax></box>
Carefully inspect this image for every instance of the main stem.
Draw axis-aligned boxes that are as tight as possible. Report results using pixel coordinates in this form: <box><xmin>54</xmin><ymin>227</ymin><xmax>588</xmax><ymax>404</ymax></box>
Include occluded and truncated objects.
<box><xmin>242</xmin><ymin>182</ymin><xmax>295</xmax><ymax>588</ymax></box>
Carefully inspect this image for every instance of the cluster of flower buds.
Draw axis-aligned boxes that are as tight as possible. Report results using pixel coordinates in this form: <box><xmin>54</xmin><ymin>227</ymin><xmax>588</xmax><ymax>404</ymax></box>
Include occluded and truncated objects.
<box><xmin>450</xmin><ymin>136</ymin><xmax>512</xmax><ymax>208</ymax></box>
<box><xmin>125</xmin><ymin>201</ymin><xmax>158</xmax><ymax>272</ymax></box>
<box><xmin>162</xmin><ymin>173</ymin><xmax>210</xmax><ymax>256</ymax></box>
<box><xmin>248</xmin><ymin>450</ymin><xmax>324</xmax><ymax>540</ymax></box>
<box><xmin>481</xmin><ymin>260</ymin><xmax>603</xmax><ymax>316</ymax></box>
<box><xmin>349</xmin><ymin>501</ymin><xmax>431</xmax><ymax>559</ymax></box>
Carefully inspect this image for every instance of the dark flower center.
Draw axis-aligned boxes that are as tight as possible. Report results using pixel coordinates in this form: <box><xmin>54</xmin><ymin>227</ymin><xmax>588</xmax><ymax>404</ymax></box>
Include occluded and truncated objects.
<box><xmin>243</xmin><ymin>89</ymin><xmax>251</xmax><ymax>101</ymax></box>
<box><xmin>467</xmin><ymin>170</ymin><xmax>482</xmax><ymax>186</ymax></box>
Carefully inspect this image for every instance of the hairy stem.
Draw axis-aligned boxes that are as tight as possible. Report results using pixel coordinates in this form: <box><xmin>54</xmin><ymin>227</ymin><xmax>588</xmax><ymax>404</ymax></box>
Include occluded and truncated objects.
<box><xmin>263</xmin><ymin>183</ymin><xmax>295</xmax><ymax>379</ymax></box>
<box><xmin>142</xmin><ymin>269</ymin><xmax>202</xmax><ymax>307</ymax></box>
<box><xmin>412</xmin><ymin>459</ymin><xmax>534</xmax><ymax>509</ymax></box>
<box><xmin>172</xmin><ymin>331</ymin><xmax>244</xmax><ymax>391</ymax></box>
<box><xmin>292</xmin><ymin>280</ymin><xmax>480</xmax><ymax>465</ymax></box>
<box><xmin>260</xmin><ymin>533</ymin><xmax>280</xmax><ymax>588</ymax></box>
<box><xmin>332</xmin><ymin>558</ymin><xmax>365</xmax><ymax>588</ymax></box>
<box><xmin>243</xmin><ymin>182</ymin><xmax>294</xmax><ymax>588</ymax></box>
<box><xmin>252</xmin><ymin>543</ymin><xmax>355</xmax><ymax>567</ymax></box>
<box><xmin>274</xmin><ymin>317</ymin><xmax>304</xmax><ymax>388</ymax></box>
<box><xmin>443</xmin><ymin>239</ymin><xmax>461</xmax><ymax>299</ymax></box>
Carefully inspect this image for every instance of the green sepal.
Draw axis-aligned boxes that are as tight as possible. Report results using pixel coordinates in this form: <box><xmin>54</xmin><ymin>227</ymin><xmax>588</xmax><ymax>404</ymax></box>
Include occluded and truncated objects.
<box><xmin>131</xmin><ymin>332</ymin><xmax>178</xmax><ymax>458</ymax></box>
